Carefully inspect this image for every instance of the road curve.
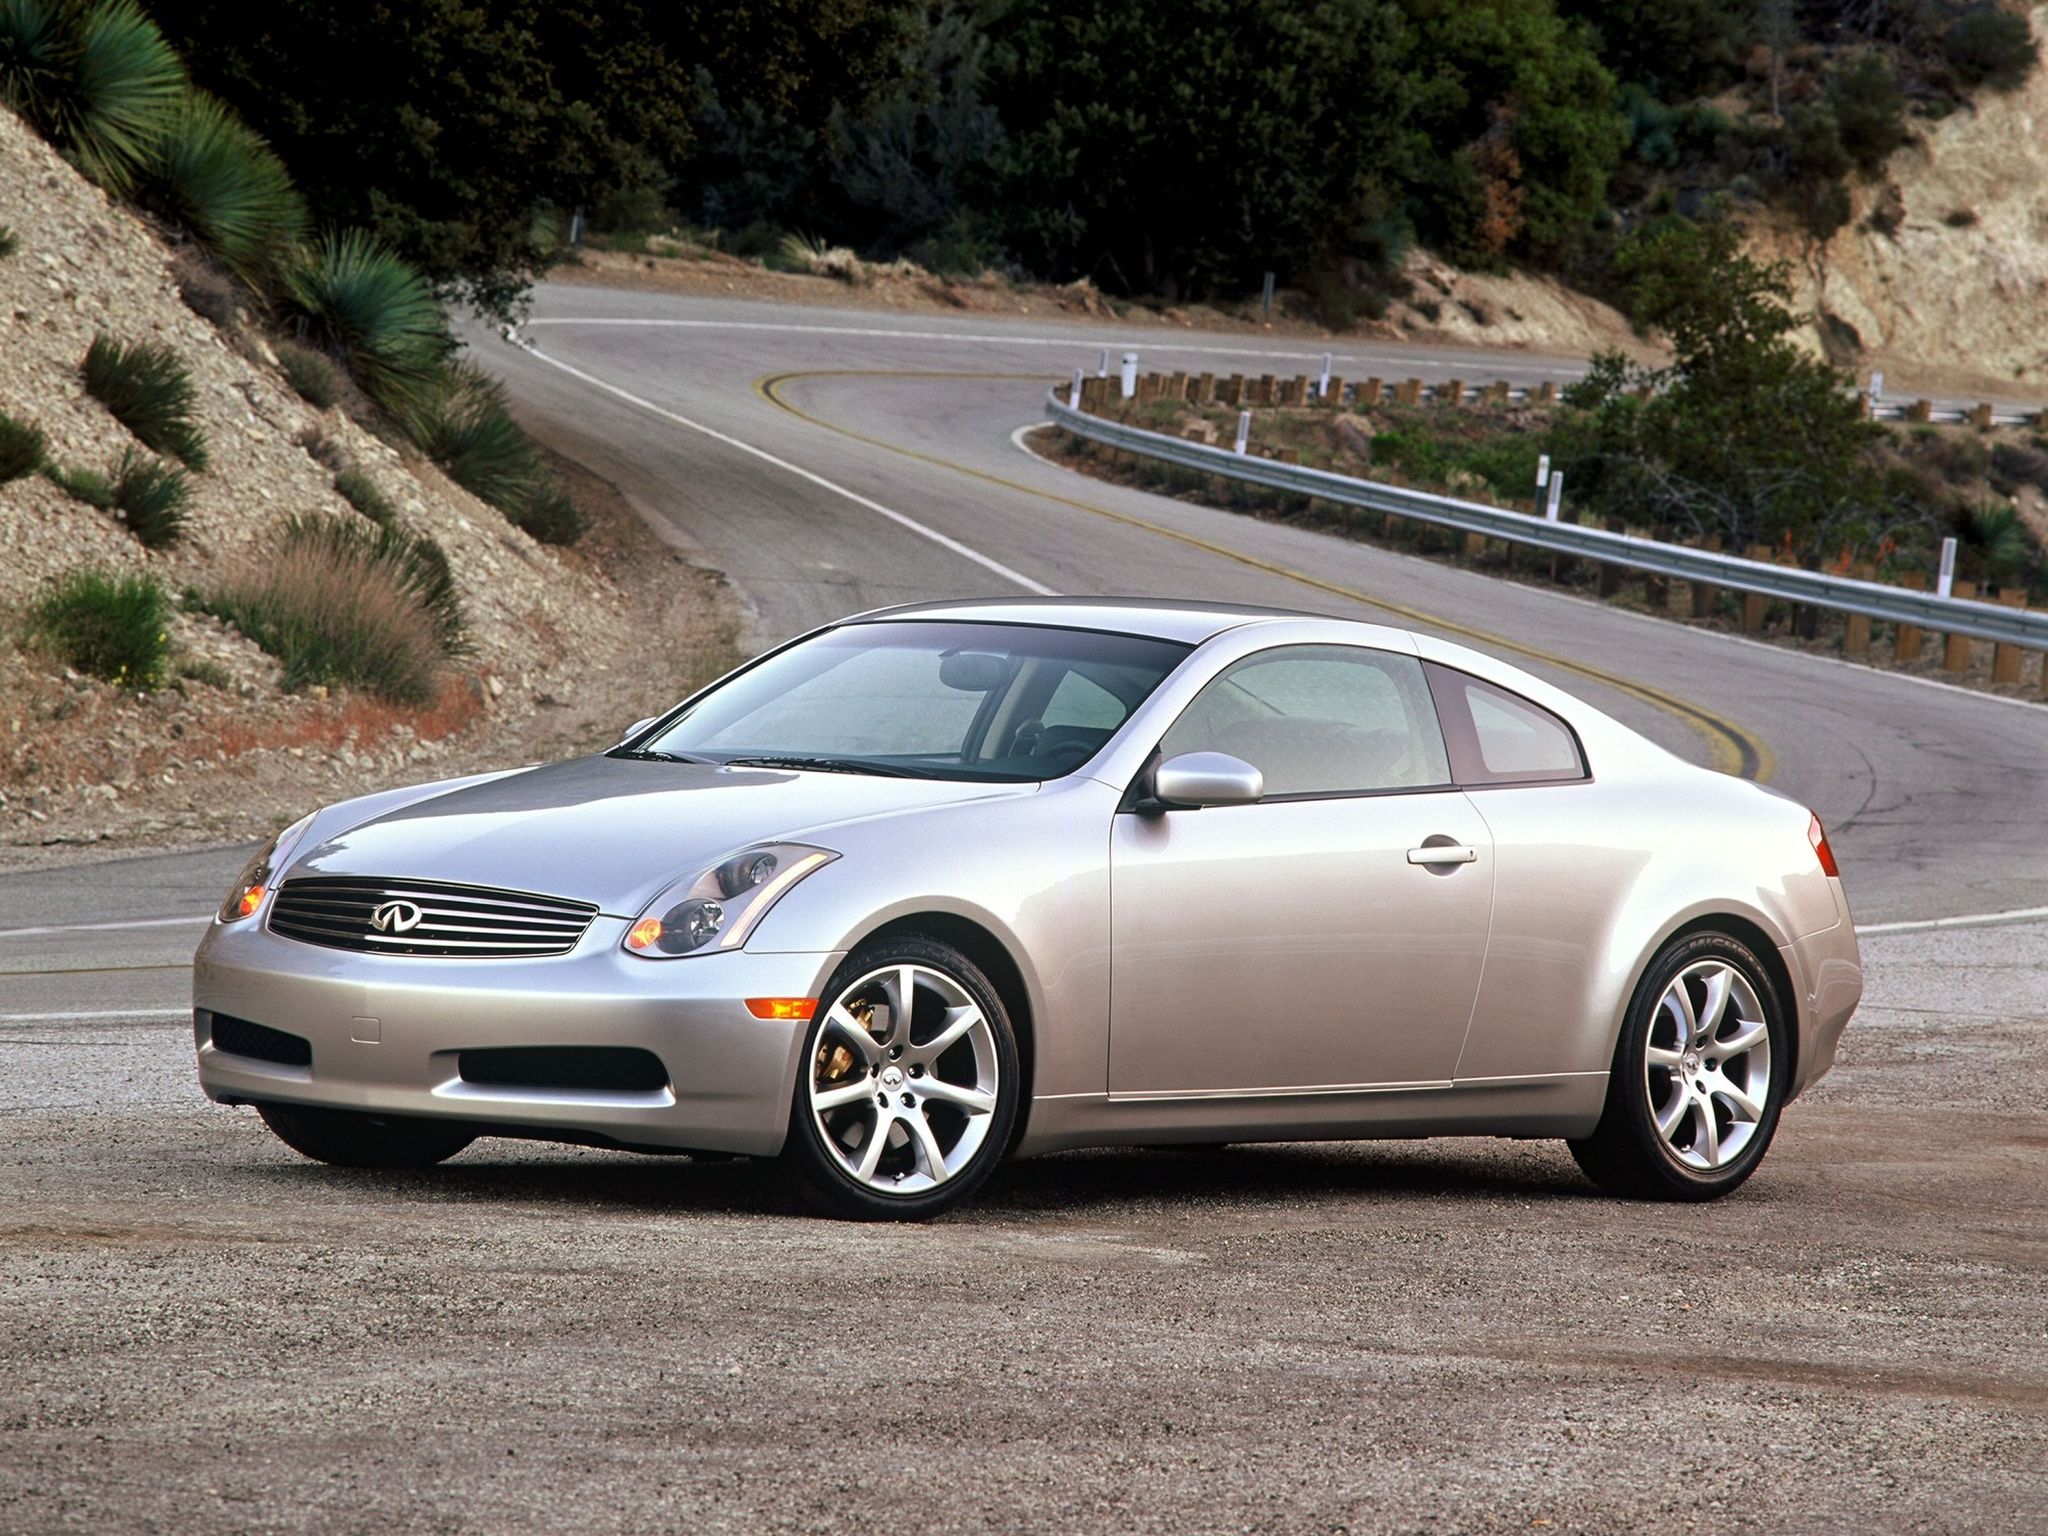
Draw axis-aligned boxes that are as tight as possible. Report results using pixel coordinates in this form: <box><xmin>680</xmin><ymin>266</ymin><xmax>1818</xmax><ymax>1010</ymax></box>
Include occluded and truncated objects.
<box><xmin>476</xmin><ymin>284</ymin><xmax>2045</xmax><ymax>926</ymax></box>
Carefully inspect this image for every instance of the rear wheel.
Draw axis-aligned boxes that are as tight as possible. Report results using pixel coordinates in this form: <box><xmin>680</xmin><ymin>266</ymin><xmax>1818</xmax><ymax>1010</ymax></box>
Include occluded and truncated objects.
<box><xmin>1569</xmin><ymin>931</ymin><xmax>1787</xmax><ymax>1201</ymax></box>
<box><xmin>784</xmin><ymin>937</ymin><xmax>1019</xmax><ymax>1221</ymax></box>
<box><xmin>257</xmin><ymin>1102</ymin><xmax>475</xmax><ymax>1169</ymax></box>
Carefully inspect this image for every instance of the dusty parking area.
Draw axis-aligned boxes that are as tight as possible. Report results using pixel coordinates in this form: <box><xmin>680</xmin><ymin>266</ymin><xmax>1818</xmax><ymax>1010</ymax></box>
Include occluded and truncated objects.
<box><xmin>2</xmin><ymin>920</ymin><xmax>2043</xmax><ymax>1534</ymax></box>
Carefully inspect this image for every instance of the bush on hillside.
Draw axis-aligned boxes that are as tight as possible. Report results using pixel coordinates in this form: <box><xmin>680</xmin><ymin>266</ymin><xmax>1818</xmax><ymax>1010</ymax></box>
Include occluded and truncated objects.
<box><xmin>0</xmin><ymin>0</ymin><xmax>186</xmax><ymax>194</ymax></box>
<box><xmin>0</xmin><ymin>407</ymin><xmax>45</xmax><ymax>481</ymax></box>
<box><xmin>281</xmin><ymin>229</ymin><xmax>445</xmax><ymax>412</ymax></box>
<box><xmin>41</xmin><ymin>460</ymin><xmax>113</xmax><ymax>508</ymax></box>
<box><xmin>1824</xmin><ymin>52</ymin><xmax>1912</xmax><ymax>175</ymax></box>
<box><xmin>511</xmin><ymin>481</ymin><xmax>590</xmax><ymax>546</ymax></box>
<box><xmin>402</xmin><ymin>367</ymin><xmax>539</xmax><ymax>509</ymax></box>
<box><xmin>194</xmin><ymin>512</ymin><xmax>463</xmax><ymax>702</ymax></box>
<box><xmin>1945</xmin><ymin>4</ymin><xmax>2039</xmax><ymax>91</ymax></box>
<box><xmin>29</xmin><ymin>567</ymin><xmax>170</xmax><ymax>688</ymax></box>
<box><xmin>0</xmin><ymin>223</ymin><xmax>17</xmax><ymax>258</ymax></box>
<box><xmin>276</xmin><ymin>338</ymin><xmax>341</xmax><ymax>409</ymax></box>
<box><xmin>333</xmin><ymin>467</ymin><xmax>396</xmax><ymax>526</ymax></box>
<box><xmin>82</xmin><ymin>334</ymin><xmax>209</xmax><ymax>469</ymax></box>
<box><xmin>109</xmin><ymin>446</ymin><xmax>189</xmax><ymax>546</ymax></box>
<box><xmin>142</xmin><ymin>88</ymin><xmax>306</xmax><ymax>283</ymax></box>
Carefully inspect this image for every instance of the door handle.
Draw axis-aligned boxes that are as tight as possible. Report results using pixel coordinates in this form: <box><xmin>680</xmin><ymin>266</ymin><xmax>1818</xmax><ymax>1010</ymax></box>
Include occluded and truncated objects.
<box><xmin>1407</xmin><ymin>844</ymin><xmax>1478</xmax><ymax>865</ymax></box>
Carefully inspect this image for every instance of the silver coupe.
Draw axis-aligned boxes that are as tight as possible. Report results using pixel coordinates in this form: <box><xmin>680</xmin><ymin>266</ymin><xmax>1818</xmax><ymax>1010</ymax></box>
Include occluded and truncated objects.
<box><xmin>193</xmin><ymin>599</ymin><xmax>1862</xmax><ymax>1219</ymax></box>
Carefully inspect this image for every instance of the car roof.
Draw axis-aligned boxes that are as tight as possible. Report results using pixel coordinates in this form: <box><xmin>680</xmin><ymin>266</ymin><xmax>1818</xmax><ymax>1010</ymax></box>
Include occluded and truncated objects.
<box><xmin>845</xmin><ymin>596</ymin><xmax>1357</xmax><ymax>646</ymax></box>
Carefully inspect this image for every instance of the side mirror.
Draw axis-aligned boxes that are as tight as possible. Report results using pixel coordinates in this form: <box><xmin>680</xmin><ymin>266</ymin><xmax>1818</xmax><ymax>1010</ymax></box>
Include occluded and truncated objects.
<box><xmin>618</xmin><ymin>716</ymin><xmax>658</xmax><ymax>745</ymax></box>
<box><xmin>1149</xmin><ymin>751</ymin><xmax>1264</xmax><ymax>810</ymax></box>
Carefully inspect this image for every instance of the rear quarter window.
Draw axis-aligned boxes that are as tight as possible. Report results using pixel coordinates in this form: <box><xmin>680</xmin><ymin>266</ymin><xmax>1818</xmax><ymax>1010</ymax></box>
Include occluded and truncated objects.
<box><xmin>1424</xmin><ymin>663</ymin><xmax>1588</xmax><ymax>786</ymax></box>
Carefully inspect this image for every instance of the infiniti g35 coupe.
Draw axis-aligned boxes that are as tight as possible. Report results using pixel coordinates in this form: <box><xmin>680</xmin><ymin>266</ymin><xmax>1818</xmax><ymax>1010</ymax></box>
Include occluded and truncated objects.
<box><xmin>193</xmin><ymin>599</ymin><xmax>1861</xmax><ymax>1219</ymax></box>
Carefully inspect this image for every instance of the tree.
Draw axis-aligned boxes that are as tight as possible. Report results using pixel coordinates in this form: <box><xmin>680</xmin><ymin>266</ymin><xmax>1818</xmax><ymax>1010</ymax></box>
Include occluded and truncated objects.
<box><xmin>1555</xmin><ymin>0</ymin><xmax>1751</xmax><ymax>97</ymax></box>
<box><xmin>1401</xmin><ymin>0</ymin><xmax>1627</xmax><ymax>266</ymax></box>
<box><xmin>1552</xmin><ymin>220</ymin><xmax>1890</xmax><ymax>553</ymax></box>
<box><xmin>146</xmin><ymin>0</ymin><xmax>696</xmax><ymax>314</ymax></box>
<box><xmin>983</xmin><ymin>0</ymin><xmax>1428</xmax><ymax>297</ymax></box>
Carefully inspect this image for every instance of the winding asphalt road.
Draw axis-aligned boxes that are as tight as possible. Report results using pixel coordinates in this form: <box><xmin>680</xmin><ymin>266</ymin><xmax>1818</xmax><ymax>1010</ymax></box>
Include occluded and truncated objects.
<box><xmin>3</xmin><ymin>287</ymin><xmax>2043</xmax><ymax>1532</ymax></box>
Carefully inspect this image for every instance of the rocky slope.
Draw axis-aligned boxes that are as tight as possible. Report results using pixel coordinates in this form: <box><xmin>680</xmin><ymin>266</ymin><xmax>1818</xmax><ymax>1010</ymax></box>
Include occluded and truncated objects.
<box><xmin>0</xmin><ymin>109</ymin><xmax>733</xmax><ymax>867</ymax></box>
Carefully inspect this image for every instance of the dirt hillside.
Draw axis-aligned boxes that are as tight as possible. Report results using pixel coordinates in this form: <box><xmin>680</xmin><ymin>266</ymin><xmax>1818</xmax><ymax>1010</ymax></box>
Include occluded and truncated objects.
<box><xmin>0</xmin><ymin>110</ymin><xmax>733</xmax><ymax>868</ymax></box>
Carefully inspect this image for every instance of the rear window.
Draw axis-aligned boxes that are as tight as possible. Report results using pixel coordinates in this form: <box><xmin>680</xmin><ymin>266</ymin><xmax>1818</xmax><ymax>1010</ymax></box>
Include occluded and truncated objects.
<box><xmin>1423</xmin><ymin>664</ymin><xmax>1587</xmax><ymax>786</ymax></box>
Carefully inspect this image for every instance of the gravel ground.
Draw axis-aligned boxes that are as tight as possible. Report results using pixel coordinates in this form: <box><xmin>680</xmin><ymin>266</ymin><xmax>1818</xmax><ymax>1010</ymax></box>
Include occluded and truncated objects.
<box><xmin>1</xmin><ymin>919</ymin><xmax>2041</xmax><ymax>1534</ymax></box>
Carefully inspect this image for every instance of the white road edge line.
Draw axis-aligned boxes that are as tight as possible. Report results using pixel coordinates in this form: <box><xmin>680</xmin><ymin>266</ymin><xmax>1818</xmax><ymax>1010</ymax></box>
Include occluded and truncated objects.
<box><xmin>1859</xmin><ymin>905</ymin><xmax>2048</xmax><ymax>935</ymax></box>
<box><xmin>1010</xmin><ymin>422</ymin><xmax>2046</xmax><ymax>718</ymax></box>
<box><xmin>0</xmin><ymin>913</ymin><xmax>212</xmax><ymax>939</ymax></box>
<box><xmin>504</xmin><ymin>329</ymin><xmax>1054</xmax><ymax>596</ymax></box>
<box><xmin>0</xmin><ymin>1008</ymin><xmax>189</xmax><ymax>1023</ymax></box>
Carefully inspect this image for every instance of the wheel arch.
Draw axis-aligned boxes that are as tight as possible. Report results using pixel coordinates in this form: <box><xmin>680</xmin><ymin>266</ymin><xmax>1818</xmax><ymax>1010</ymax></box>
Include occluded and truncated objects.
<box><xmin>1632</xmin><ymin>911</ymin><xmax>1800</xmax><ymax>1092</ymax></box>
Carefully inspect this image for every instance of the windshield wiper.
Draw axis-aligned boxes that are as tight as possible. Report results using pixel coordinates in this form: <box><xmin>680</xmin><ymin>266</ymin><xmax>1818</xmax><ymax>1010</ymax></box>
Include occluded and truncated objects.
<box><xmin>720</xmin><ymin>755</ymin><xmax>933</xmax><ymax>779</ymax></box>
<box><xmin>611</xmin><ymin>748</ymin><xmax>713</xmax><ymax>764</ymax></box>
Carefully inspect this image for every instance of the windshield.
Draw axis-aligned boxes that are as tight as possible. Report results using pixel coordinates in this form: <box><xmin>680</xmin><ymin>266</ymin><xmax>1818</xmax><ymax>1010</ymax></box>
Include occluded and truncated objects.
<box><xmin>629</xmin><ymin>621</ymin><xmax>1192</xmax><ymax>782</ymax></box>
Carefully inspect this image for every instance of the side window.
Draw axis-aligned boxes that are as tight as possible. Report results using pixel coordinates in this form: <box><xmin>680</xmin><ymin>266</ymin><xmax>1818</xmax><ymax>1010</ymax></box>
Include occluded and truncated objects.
<box><xmin>1159</xmin><ymin>645</ymin><xmax>1452</xmax><ymax>798</ymax></box>
<box><xmin>1424</xmin><ymin>664</ymin><xmax>1587</xmax><ymax>785</ymax></box>
<box><xmin>1040</xmin><ymin>669</ymin><xmax>1125</xmax><ymax>731</ymax></box>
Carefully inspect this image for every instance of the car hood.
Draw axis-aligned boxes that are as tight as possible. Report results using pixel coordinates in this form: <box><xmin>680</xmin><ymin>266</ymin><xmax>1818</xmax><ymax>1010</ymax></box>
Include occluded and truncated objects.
<box><xmin>287</xmin><ymin>755</ymin><xmax>1034</xmax><ymax>914</ymax></box>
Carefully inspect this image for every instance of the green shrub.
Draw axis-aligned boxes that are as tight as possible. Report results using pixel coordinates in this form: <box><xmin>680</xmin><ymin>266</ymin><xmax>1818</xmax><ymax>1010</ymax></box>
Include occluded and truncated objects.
<box><xmin>282</xmin><ymin>230</ymin><xmax>444</xmax><ymax>411</ymax></box>
<box><xmin>333</xmin><ymin>467</ymin><xmax>395</xmax><ymax>525</ymax></box>
<box><xmin>511</xmin><ymin>480</ymin><xmax>589</xmax><ymax>545</ymax></box>
<box><xmin>275</xmin><ymin>338</ymin><xmax>340</xmax><ymax>409</ymax></box>
<box><xmin>42</xmin><ymin>460</ymin><xmax>113</xmax><ymax>508</ymax></box>
<box><xmin>82</xmin><ymin>334</ymin><xmax>208</xmax><ymax>468</ymax></box>
<box><xmin>143</xmin><ymin>89</ymin><xmax>306</xmax><ymax>284</ymax></box>
<box><xmin>0</xmin><ymin>0</ymin><xmax>186</xmax><ymax>195</ymax></box>
<box><xmin>1946</xmin><ymin>4</ymin><xmax>2039</xmax><ymax>91</ymax></box>
<box><xmin>109</xmin><ymin>446</ymin><xmax>189</xmax><ymax>546</ymax></box>
<box><xmin>1824</xmin><ymin>53</ymin><xmax>1912</xmax><ymax>175</ymax></box>
<box><xmin>0</xmin><ymin>407</ymin><xmax>45</xmax><ymax>481</ymax></box>
<box><xmin>28</xmin><ymin>567</ymin><xmax>169</xmax><ymax>688</ymax></box>
<box><xmin>402</xmin><ymin>367</ymin><xmax>539</xmax><ymax>509</ymax></box>
<box><xmin>0</xmin><ymin>223</ymin><xmax>17</xmax><ymax>258</ymax></box>
<box><xmin>194</xmin><ymin>511</ymin><xmax>463</xmax><ymax>702</ymax></box>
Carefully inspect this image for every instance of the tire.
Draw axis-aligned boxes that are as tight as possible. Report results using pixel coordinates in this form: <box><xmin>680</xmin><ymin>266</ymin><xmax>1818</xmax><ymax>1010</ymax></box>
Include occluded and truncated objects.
<box><xmin>257</xmin><ymin>1102</ymin><xmax>476</xmax><ymax>1169</ymax></box>
<box><xmin>1569</xmin><ymin>930</ymin><xmax>1788</xmax><ymax>1201</ymax></box>
<box><xmin>784</xmin><ymin>936</ymin><xmax>1020</xmax><ymax>1221</ymax></box>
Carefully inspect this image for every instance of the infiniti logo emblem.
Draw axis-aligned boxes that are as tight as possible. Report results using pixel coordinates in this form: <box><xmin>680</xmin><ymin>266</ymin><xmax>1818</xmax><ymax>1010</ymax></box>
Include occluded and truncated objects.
<box><xmin>369</xmin><ymin>899</ymin><xmax>425</xmax><ymax>934</ymax></box>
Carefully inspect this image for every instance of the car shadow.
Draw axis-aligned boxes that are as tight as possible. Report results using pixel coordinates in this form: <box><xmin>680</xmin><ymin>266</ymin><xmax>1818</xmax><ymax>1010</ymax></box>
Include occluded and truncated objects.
<box><xmin>242</xmin><ymin>1137</ymin><xmax>1598</xmax><ymax>1220</ymax></box>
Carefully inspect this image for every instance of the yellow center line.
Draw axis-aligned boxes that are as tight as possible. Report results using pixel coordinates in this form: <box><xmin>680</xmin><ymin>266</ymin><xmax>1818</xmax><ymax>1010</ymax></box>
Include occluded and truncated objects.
<box><xmin>754</xmin><ymin>368</ymin><xmax>1773</xmax><ymax>782</ymax></box>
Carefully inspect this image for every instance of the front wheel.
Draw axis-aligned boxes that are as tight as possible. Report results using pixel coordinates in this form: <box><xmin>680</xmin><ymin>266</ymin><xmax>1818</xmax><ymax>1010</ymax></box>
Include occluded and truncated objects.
<box><xmin>784</xmin><ymin>937</ymin><xmax>1020</xmax><ymax>1220</ymax></box>
<box><xmin>1569</xmin><ymin>931</ymin><xmax>1787</xmax><ymax>1201</ymax></box>
<box><xmin>257</xmin><ymin>1102</ymin><xmax>476</xmax><ymax>1169</ymax></box>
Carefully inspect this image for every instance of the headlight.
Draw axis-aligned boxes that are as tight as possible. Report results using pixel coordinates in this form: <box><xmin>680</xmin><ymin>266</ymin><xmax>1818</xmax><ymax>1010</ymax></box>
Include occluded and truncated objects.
<box><xmin>217</xmin><ymin>812</ymin><xmax>317</xmax><ymax>923</ymax></box>
<box><xmin>623</xmin><ymin>843</ymin><xmax>837</xmax><ymax>959</ymax></box>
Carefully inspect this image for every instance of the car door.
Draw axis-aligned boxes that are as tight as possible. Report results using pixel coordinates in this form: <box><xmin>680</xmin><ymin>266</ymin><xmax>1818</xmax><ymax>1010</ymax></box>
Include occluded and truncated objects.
<box><xmin>1108</xmin><ymin>643</ymin><xmax>1495</xmax><ymax>1098</ymax></box>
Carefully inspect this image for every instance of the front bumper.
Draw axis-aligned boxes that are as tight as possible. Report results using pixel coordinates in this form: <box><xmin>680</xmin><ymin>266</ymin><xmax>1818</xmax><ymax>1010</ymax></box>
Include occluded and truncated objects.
<box><xmin>193</xmin><ymin>915</ymin><xmax>843</xmax><ymax>1156</ymax></box>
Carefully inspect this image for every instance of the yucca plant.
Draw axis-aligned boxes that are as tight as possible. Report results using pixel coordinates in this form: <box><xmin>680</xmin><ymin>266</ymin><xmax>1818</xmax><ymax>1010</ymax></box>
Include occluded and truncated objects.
<box><xmin>41</xmin><ymin>460</ymin><xmax>112</xmax><ymax>507</ymax></box>
<box><xmin>282</xmin><ymin>230</ymin><xmax>444</xmax><ymax>411</ymax></box>
<box><xmin>109</xmin><ymin>445</ymin><xmax>188</xmax><ymax>546</ymax></box>
<box><xmin>402</xmin><ymin>366</ymin><xmax>539</xmax><ymax>510</ymax></box>
<box><xmin>0</xmin><ymin>407</ymin><xmax>45</xmax><ymax>481</ymax></box>
<box><xmin>0</xmin><ymin>0</ymin><xmax>185</xmax><ymax>195</ymax></box>
<box><xmin>510</xmin><ymin>480</ymin><xmax>589</xmax><ymax>546</ymax></box>
<box><xmin>29</xmin><ymin>566</ymin><xmax>169</xmax><ymax>688</ymax></box>
<box><xmin>142</xmin><ymin>90</ymin><xmax>306</xmax><ymax>285</ymax></box>
<box><xmin>82</xmin><ymin>333</ymin><xmax>208</xmax><ymax>468</ymax></box>
<box><xmin>276</xmin><ymin>338</ymin><xmax>340</xmax><ymax>409</ymax></box>
<box><xmin>333</xmin><ymin>467</ymin><xmax>395</xmax><ymax>526</ymax></box>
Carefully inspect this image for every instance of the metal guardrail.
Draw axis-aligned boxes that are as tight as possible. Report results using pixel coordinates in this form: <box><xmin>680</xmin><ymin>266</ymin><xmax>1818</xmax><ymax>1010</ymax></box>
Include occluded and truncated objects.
<box><xmin>1046</xmin><ymin>389</ymin><xmax>2048</xmax><ymax>649</ymax></box>
<box><xmin>1391</xmin><ymin>380</ymin><xmax>2035</xmax><ymax>428</ymax></box>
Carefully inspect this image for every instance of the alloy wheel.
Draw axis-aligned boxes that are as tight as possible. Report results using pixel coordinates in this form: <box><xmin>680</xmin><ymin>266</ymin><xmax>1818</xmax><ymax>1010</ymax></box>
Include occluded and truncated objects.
<box><xmin>1643</xmin><ymin>959</ymin><xmax>1773</xmax><ymax>1171</ymax></box>
<box><xmin>808</xmin><ymin>961</ymin><xmax>1001</xmax><ymax>1195</ymax></box>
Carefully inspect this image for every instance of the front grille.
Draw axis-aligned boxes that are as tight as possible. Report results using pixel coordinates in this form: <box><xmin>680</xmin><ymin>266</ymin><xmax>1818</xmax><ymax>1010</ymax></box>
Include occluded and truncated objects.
<box><xmin>268</xmin><ymin>876</ymin><xmax>598</xmax><ymax>958</ymax></box>
<box><xmin>209</xmin><ymin>1012</ymin><xmax>313</xmax><ymax>1067</ymax></box>
<box><xmin>459</xmin><ymin>1047</ymin><xmax>669</xmax><ymax>1093</ymax></box>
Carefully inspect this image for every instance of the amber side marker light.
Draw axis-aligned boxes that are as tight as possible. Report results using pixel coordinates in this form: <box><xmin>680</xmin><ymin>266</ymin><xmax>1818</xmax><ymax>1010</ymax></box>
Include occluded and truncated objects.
<box><xmin>746</xmin><ymin>998</ymin><xmax>818</xmax><ymax>1021</ymax></box>
<box><xmin>625</xmin><ymin>917</ymin><xmax>664</xmax><ymax>951</ymax></box>
<box><xmin>1807</xmin><ymin>812</ymin><xmax>1840</xmax><ymax>878</ymax></box>
<box><xmin>234</xmin><ymin>885</ymin><xmax>267</xmax><ymax>919</ymax></box>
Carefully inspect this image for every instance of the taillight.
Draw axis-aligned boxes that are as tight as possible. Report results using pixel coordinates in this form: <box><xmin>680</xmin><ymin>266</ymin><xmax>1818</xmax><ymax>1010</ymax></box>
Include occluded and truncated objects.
<box><xmin>1807</xmin><ymin>812</ymin><xmax>1839</xmax><ymax>878</ymax></box>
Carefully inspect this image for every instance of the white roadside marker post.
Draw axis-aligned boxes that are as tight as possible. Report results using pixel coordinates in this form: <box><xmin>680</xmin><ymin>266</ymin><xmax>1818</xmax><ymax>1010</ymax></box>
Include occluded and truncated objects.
<box><xmin>1071</xmin><ymin>368</ymin><xmax>1084</xmax><ymax>408</ymax></box>
<box><xmin>1536</xmin><ymin>453</ymin><xmax>1551</xmax><ymax>495</ymax></box>
<box><xmin>1120</xmin><ymin>352</ymin><xmax>1139</xmax><ymax>400</ymax></box>
<box><xmin>1937</xmin><ymin>535</ymin><xmax>1957</xmax><ymax>597</ymax></box>
<box><xmin>1235</xmin><ymin>410</ymin><xmax>1251</xmax><ymax>456</ymax></box>
<box><xmin>1098</xmin><ymin>348</ymin><xmax>1109</xmax><ymax>378</ymax></box>
<box><xmin>1319</xmin><ymin>353</ymin><xmax>1332</xmax><ymax>398</ymax></box>
<box><xmin>1545</xmin><ymin>471</ymin><xmax>1564</xmax><ymax>522</ymax></box>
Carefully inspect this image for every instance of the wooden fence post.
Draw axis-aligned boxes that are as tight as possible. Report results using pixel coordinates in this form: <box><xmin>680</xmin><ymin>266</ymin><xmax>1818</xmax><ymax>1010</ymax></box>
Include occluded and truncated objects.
<box><xmin>1690</xmin><ymin>536</ymin><xmax>1721</xmax><ymax>618</ymax></box>
<box><xmin>1323</xmin><ymin>376</ymin><xmax>1344</xmax><ymax>406</ymax></box>
<box><xmin>1944</xmin><ymin>580</ymin><xmax>1978</xmax><ymax>672</ymax></box>
<box><xmin>1843</xmin><ymin>563</ymin><xmax>1875</xmax><ymax>658</ymax></box>
<box><xmin>1645</xmin><ymin>530</ymin><xmax>1671</xmax><ymax>610</ymax></box>
<box><xmin>1894</xmin><ymin>573</ymin><xmax>1927</xmax><ymax>662</ymax></box>
<box><xmin>1992</xmin><ymin>590</ymin><xmax>2029</xmax><ymax>684</ymax></box>
<box><xmin>1193</xmin><ymin>372</ymin><xmax>1215</xmax><ymax>405</ymax></box>
<box><xmin>1397</xmin><ymin>378</ymin><xmax>1423</xmax><ymax>405</ymax></box>
<box><xmin>1441</xmin><ymin>378</ymin><xmax>1465</xmax><ymax>408</ymax></box>
<box><xmin>1358</xmin><ymin>378</ymin><xmax>1384</xmax><ymax>407</ymax></box>
<box><xmin>1535</xmin><ymin>381</ymin><xmax>1558</xmax><ymax>407</ymax></box>
<box><xmin>1741</xmin><ymin>546</ymin><xmax>1772</xmax><ymax>631</ymax></box>
<box><xmin>1598</xmin><ymin>522</ymin><xmax>1628</xmax><ymax>598</ymax></box>
<box><xmin>1256</xmin><ymin>374</ymin><xmax>1277</xmax><ymax>405</ymax></box>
